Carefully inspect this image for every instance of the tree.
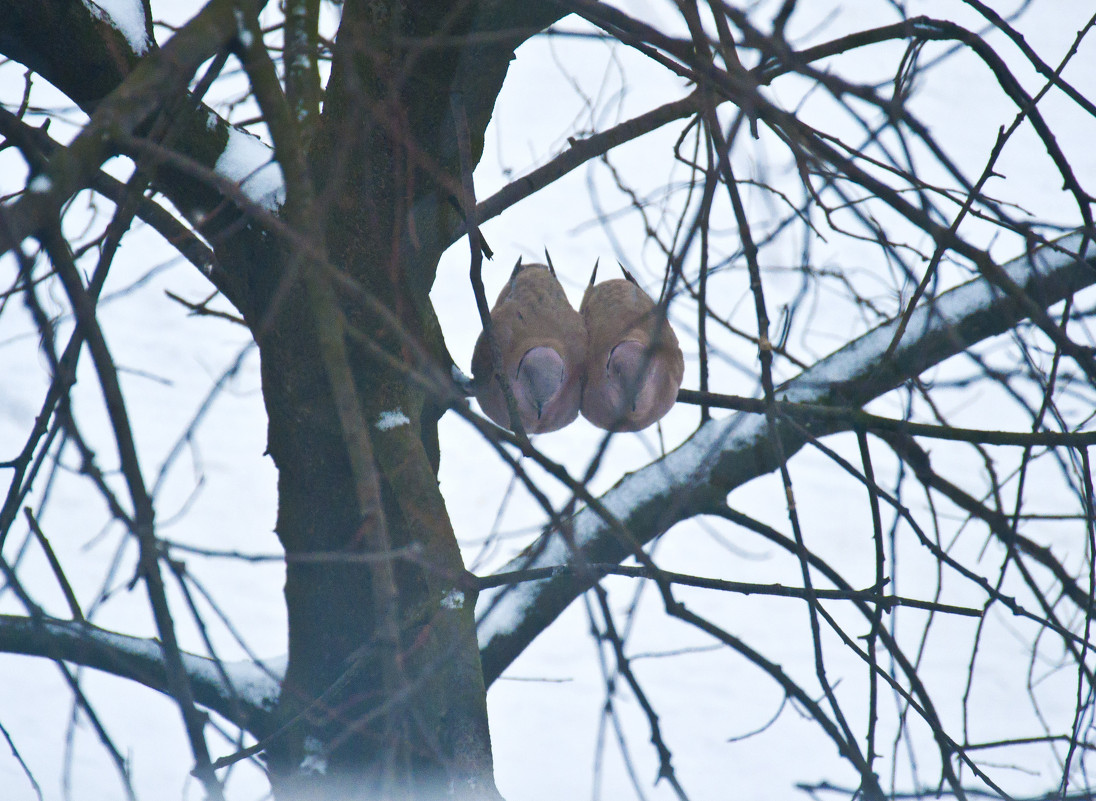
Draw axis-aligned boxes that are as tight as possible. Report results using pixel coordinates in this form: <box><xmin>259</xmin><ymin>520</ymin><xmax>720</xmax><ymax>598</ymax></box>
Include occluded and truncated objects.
<box><xmin>0</xmin><ymin>1</ymin><xmax>1094</xmax><ymax>799</ymax></box>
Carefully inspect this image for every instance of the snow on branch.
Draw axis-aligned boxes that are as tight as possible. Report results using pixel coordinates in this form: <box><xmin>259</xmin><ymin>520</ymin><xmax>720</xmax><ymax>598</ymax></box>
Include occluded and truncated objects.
<box><xmin>476</xmin><ymin>232</ymin><xmax>1096</xmax><ymax>685</ymax></box>
<box><xmin>81</xmin><ymin>0</ymin><xmax>151</xmax><ymax>55</ymax></box>
<box><xmin>0</xmin><ymin>614</ymin><xmax>282</xmax><ymax>738</ymax></box>
<box><xmin>212</xmin><ymin>123</ymin><xmax>286</xmax><ymax>212</ymax></box>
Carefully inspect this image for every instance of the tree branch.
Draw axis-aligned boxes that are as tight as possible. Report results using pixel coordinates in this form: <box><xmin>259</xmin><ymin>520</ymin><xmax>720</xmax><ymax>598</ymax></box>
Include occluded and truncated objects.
<box><xmin>476</xmin><ymin>230</ymin><xmax>1096</xmax><ymax>685</ymax></box>
<box><xmin>0</xmin><ymin>0</ymin><xmax>150</xmax><ymax>109</ymax></box>
<box><xmin>0</xmin><ymin>614</ymin><xmax>280</xmax><ymax>738</ymax></box>
<box><xmin>0</xmin><ymin>0</ymin><xmax>238</xmax><ymax>258</ymax></box>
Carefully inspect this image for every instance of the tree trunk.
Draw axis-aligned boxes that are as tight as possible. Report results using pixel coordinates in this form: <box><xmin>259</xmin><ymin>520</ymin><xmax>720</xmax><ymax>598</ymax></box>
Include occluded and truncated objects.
<box><xmin>253</xmin><ymin>2</ymin><xmax>561</xmax><ymax>797</ymax></box>
<box><xmin>259</xmin><ymin>309</ymin><xmax>496</xmax><ymax>799</ymax></box>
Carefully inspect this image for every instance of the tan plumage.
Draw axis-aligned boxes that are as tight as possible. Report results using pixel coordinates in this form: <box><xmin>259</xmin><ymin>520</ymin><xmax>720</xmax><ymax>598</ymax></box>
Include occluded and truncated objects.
<box><xmin>580</xmin><ymin>264</ymin><xmax>684</xmax><ymax>432</ymax></box>
<box><xmin>471</xmin><ymin>261</ymin><xmax>587</xmax><ymax>434</ymax></box>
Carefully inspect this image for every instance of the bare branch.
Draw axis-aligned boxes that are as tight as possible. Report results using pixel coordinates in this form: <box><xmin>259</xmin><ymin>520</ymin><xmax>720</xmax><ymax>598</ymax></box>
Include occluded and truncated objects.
<box><xmin>478</xmin><ymin>231</ymin><xmax>1096</xmax><ymax>684</ymax></box>
<box><xmin>0</xmin><ymin>614</ymin><xmax>280</xmax><ymax>737</ymax></box>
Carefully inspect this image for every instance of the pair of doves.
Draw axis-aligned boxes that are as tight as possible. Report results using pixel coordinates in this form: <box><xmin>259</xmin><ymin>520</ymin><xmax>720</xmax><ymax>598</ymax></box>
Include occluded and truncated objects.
<box><xmin>471</xmin><ymin>259</ymin><xmax>684</xmax><ymax>434</ymax></box>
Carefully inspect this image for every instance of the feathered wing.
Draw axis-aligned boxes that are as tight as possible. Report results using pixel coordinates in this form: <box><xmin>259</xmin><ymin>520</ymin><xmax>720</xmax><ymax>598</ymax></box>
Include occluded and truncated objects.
<box><xmin>471</xmin><ymin>263</ymin><xmax>587</xmax><ymax>433</ymax></box>
<box><xmin>580</xmin><ymin>275</ymin><xmax>684</xmax><ymax>432</ymax></box>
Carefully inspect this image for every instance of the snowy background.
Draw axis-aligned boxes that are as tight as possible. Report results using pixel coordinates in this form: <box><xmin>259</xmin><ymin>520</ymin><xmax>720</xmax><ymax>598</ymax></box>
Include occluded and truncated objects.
<box><xmin>2</xmin><ymin>1</ymin><xmax>1095</xmax><ymax>799</ymax></box>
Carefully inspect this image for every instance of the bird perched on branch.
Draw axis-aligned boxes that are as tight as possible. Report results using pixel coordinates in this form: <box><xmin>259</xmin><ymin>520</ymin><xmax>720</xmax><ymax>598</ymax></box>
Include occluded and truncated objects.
<box><xmin>580</xmin><ymin>262</ymin><xmax>684</xmax><ymax>432</ymax></box>
<box><xmin>471</xmin><ymin>259</ymin><xmax>587</xmax><ymax>434</ymax></box>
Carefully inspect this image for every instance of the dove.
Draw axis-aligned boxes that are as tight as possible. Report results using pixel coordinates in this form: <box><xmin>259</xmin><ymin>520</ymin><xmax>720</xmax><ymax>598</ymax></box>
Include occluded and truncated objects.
<box><xmin>471</xmin><ymin>259</ymin><xmax>588</xmax><ymax>434</ymax></box>
<box><xmin>580</xmin><ymin>263</ymin><xmax>684</xmax><ymax>432</ymax></box>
